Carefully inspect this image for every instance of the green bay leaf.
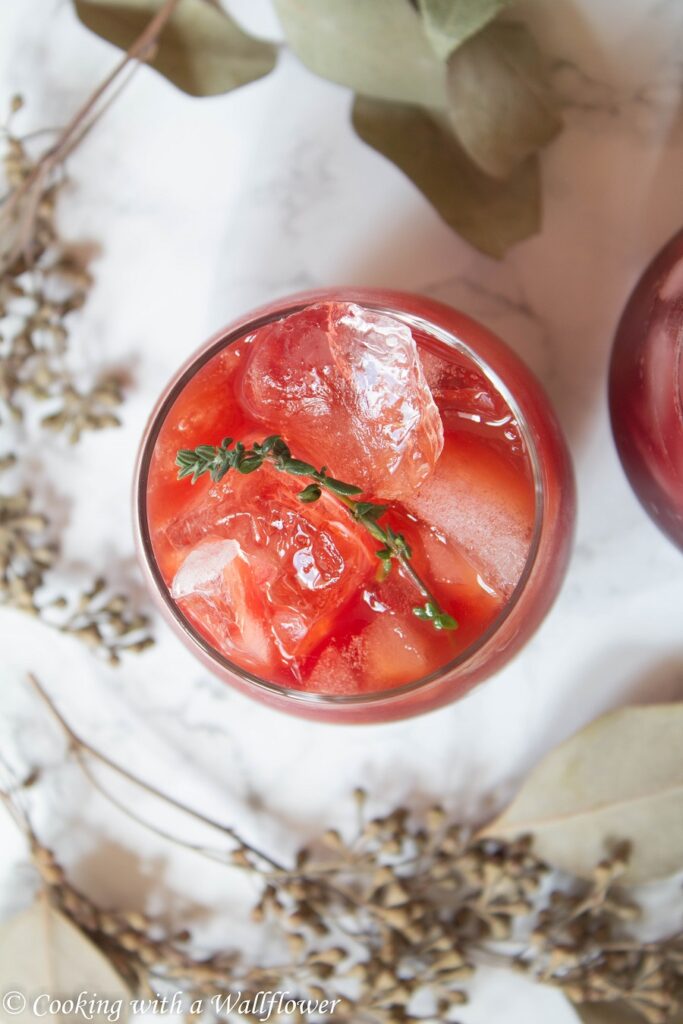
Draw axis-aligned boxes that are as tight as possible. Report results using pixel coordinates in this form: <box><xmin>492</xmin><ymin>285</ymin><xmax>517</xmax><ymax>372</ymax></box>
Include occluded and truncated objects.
<box><xmin>352</xmin><ymin>95</ymin><xmax>540</xmax><ymax>258</ymax></box>
<box><xmin>74</xmin><ymin>0</ymin><xmax>277</xmax><ymax>97</ymax></box>
<box><xmin>447</xmin><ymin>20</ymin><xmax>562</xmax><ymax>179</ymax></box>
<box><xmin>481</xmin><ymin>703</ymin><xmax>683</xmax><ymax>884</ymax></box>
<box><xmin>418</xmin><ymin>0</ymin><xmax>511</xmax><ymax>61</ymax></box>
<box><xmin>274</xmin><ymin>0</ymin><xmax>447</xmax><ymax>107</ymax></box>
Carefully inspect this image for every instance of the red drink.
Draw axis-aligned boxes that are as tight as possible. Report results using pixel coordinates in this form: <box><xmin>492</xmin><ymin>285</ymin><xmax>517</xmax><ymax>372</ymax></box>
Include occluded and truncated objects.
<box><xmin>135</xmin><ymin>290</ymin><xmax>575</xmax><ymax>722</ymax></box>
<box><xmin>610</xmin><ymin>229</ymin><xmax>683</xmax><ymax>550</ymax></box>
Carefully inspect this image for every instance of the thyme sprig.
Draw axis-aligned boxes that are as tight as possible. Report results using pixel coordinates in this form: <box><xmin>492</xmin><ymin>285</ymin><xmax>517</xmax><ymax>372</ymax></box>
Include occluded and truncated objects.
<box><xmin>175</xmin><ymin>435</ymin><xmax>457</xmax><ymax>632</ymax></box>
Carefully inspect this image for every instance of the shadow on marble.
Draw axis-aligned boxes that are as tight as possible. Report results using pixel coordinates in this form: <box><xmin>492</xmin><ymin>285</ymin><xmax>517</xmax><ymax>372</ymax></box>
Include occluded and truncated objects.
<box><xmin>343</xmin><ymin>210</ymin><xmax>554</xmax><ymax>375</ymax></box>
<box><xmin>73</xmin><ymin>842</ymin><xmax>164</xmax><ymax>911</ymax></box>
<box><xmin>71</xmin><ymin>839</ymin><xmax>214</xmax><ymax>928</ymax></box>
<box><xmin>622</xmin><ymin>653</ymin><xmax>683</xmax><ymax>706</ymax></box>
<box><xmin>224</xmin><ymin>739</ymin><xmax>516</xmax><ymax>847</ymax></box>
<box><xmin>541</xmin><ymin>648</ymin><xmax>683</xmax><ymax>758</ymax></box>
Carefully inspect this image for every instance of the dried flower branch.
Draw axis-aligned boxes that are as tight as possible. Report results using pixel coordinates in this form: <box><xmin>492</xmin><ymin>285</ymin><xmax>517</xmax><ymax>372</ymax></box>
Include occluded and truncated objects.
<box><xmin>8</xmin><ymin>676</ymin><xmax>682</xmax><ymax>1024</ymax></box>
<box><xmin>524</xmin><ymin>850</ymin><xmax>683</xmax><ymax>1023</ymax></box>
<box><xmin>46</xmin><ymin>577</ymin><xmax>154</xmax><ymax>665</ymax></box>
<box><xmin>0</xmin><ymin>475</ymin><xmax>153</xmax><ymax>661</ymax></box>
<box><xmin>0</xmin><ymin>2</ymin><xmax>177</xmax><ymax>658</ymax></box>
<box><xmin>0</xmin><ymin>104</ymin><xmax>124</xmax><ymax>436</ymax></box>
<box><xmin>0</xmin><ymin>480</ymin><xmax>57</xmax><ymax>611</ymax></box>
<box><xmin>176</xmin><ymin>435</ymin><xmax>458</xmax><ymax>632</ymax></box>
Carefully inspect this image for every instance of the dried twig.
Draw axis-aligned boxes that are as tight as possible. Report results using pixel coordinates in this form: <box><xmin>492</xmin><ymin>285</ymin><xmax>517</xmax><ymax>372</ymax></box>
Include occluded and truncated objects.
<box><xmin>1</xmin><ymin>0</ymin><xmax>181</xmax><ymax>274</ymax></box>
<box><xmin>5</xmin><ymin>674</ymin><xmax>682</xmax><ymax>1024</ymax></box>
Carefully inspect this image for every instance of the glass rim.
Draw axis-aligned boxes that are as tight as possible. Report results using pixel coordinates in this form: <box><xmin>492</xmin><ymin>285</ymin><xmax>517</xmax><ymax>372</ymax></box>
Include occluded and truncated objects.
<box><xmin>134</xmin><ymin>298</ymin><xmax>545</xmax><ymax>707</ymax></box>
<box><xmin>676</xmin><ymin>322</ymin><xmax>683</xmax><ymax>429</ymax></box>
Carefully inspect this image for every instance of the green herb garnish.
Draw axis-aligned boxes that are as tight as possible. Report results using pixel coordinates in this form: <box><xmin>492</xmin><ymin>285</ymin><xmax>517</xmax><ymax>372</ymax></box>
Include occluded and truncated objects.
<box><xmin>175</xmin><ymin>435</ymin><xmax>457</xmax><ymax>633</ymax></box>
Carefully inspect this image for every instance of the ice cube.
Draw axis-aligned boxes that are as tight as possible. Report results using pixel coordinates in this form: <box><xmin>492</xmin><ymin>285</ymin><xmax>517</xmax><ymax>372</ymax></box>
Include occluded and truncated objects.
<box><xmin>307</xmin><ymin>611</ymin><xmax>433</xmax><ymax>694</ymax></box>
<box><xmin>404</xmin><ymin>434</ymin><xmax>534</xmax><ymax>597</ymax></box>
<box><xmin>419</xmin><ymin>348</ymin><xmax>510</xmax><ymax>425</ymax></box>
<box><xmin>171</xmin><ymin>538</ymin><xmax>242</xmax><ymax>598</ymax></box>
<box><xmin>306</xmin><ymin>640</ymin><xmax>363</xmax><ymax>695</ymax></box>
<box><xmin>166</xmin><ymin>462</ymin><xmax>375</xmax><ymax>671</ymax></box>
<box><xmin>363</xmin><ymin>614</ymin><xmax>431</xmax><ymax>689</ymax></box>
<box><xmin>239</xmin><ymin>302</ymin><xmax>443</xmax><ymax>500</ymax></box>
<box><xmin>171</xmin><ymin>536</ymin><xmax>273</xmax><ymax>672</ymax></box>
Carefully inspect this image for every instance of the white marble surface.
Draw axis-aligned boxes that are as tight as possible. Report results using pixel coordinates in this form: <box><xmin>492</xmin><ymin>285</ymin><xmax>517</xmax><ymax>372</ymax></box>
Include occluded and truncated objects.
<box><xmin>2</xmin><ymin>0</ymin><xmax>683</xmax><ymax>1020</ymax></box>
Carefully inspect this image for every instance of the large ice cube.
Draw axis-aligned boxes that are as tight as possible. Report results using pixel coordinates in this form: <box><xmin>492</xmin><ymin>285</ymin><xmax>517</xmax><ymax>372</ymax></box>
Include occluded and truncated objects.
<box><xmin>307</xmin><ymin>613</ymin><xmax>431</xmax><ymax>694</ymax></box>
<box><xmin>240</xmin><ymin>302</ymin><xmax>443</xmax><ymax>500</ymax></box>
<box><xmin>404</xmin><ymin>433</ymin><xmax>534</xmax><ymax>597</ymax></box>
<box><xmin>419</xmin><ymin>348</ymin><xmax>514</xmax><ymax>431</ymax></box>
<box><xmin>171</xmin><ymin>536</ymin><xmax>273</xmax><ymax>672</ymax></box>
<box><xmin>363</xmin><ymin>614</ymin><xmax>431</xmax><ymax>689</ymax></box>
<box><xmin>306</xmin><ymin>640</ymin><xmax>363</xmax><ymax>695</ymax></box>
<box><xmin>165</xmin><ymin>463</ymin><xmax>375</xmax><ymax>673</ymax></box>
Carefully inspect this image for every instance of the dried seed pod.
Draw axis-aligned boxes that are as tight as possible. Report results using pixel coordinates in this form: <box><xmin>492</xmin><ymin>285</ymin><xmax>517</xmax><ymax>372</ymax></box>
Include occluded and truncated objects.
<box><xmin>486</xmin><ymin>915</ymin><xmax>512</xmax><ymax>940</ymax></box>
<box><xmin>426</xmin><ymin>806</ymin><xmax>446</xmax><ymax>832</ymax></box>
<box><xmin>40</xmin><ymin>861</ymin><xmax>65</xmax><ymax>886</ymax></box>
<box><xmin>353</xmin><ymin>787</ymin><xmax>367</xmax><ymax>809</ymax></box>
<box><xmin>344</xmin><ymin>963</ymin><xmax>368</xmax><ymax>983</ymax></box>
<box><xmin>32</xmin><ymin>845</ymin><xmax>56</xmax><ymax>869</ymax></box>
<box><xmin>122</xmin><ymin>910</ymin><xmax>148</xmax><ymax>931</ymax></box>
<box><xmin>287</xmin><ymin>933</ymin><xmax>306</xmax><ymax>957</ymax></box>
<box><xmin>285</xmin><ymin>880</ymin><xmax>308</xmax><ymax>901</ymax></box>
<box><xmin>99</xmin><ymin>913</ymin><xmax>122</xmax><ymax>936</ymax></box>
<box><xmin>374</xmin><ymin>906</ymin><xmax>411</xmax><ymax>930</ymax></box>
<box><xmin>288</xmin><ymin>910</ymin><xmax>309</xmax><ymax>929</ymax></box>
<box><xmin>307</xmin><ymin>947</ymin><xmax>345</xmax><ymax>967</ymax></box>
<box><xmin>439</xmin><ymin>989</ymin><xmax>467</xmax><ymax>1006</ymax></box>
<box><xmin>322</xmin><ymin>829</ymin><xmax>344</xmax><ymax>849</ymax></box>
<box><xmin>136</xmin><ymin>943</ymin><xmax>160</xmax><ymax>966</ymax></box>
<box><xmin>382</xmin><ymin>882</ymin><xmax>410</xmax><ymax>908</ymax></box>
<box><xmin>375</xmin><ymin>969</ymin><xmax>397</xmax><ymax>993</ymax></box>
<box><xmin>118</xmin><ymin>930</ymin><xmax>143</xmax><ymax>952</ymax></box>
<box><xmin>372</xmin><ymin>866</ymin><xmax>396</xmax><ymax>889</ymax></box>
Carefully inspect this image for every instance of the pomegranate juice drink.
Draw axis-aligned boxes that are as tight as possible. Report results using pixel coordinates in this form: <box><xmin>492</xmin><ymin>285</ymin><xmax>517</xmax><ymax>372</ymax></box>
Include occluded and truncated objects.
<box><xmin>136</xmin><ymin>290</ymin><xmax>575</xmax><ymax>722</ymax></box>
<box><xmin>610</xmin><ymin>229</ymin><xmax>683</xmax><ymax>550</ymax></box>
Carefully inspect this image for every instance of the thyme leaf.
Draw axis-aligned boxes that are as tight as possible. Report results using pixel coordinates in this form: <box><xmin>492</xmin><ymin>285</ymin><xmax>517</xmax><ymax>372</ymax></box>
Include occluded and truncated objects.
<box><xmin>175</xmin><ymin>435</ymin><xmax>457</xmax><ymax>633</ymax></box>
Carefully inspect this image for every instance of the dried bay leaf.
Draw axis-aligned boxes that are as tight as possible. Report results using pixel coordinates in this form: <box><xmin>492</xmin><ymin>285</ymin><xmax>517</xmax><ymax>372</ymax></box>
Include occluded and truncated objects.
<box><xmin>447</xmin><ymin>20</ymin><xmax>562</xmax><ymax>179</ymax></box>
<box><xmin>482</xmin><ymin>704</ymin><xmax>683</xmax><ymax>884</ymax></box>
<box><xmin>74</xmin><ymin>0</ymin><xmax>277</xmax><ymax>97</ymax></box>
<box><xmin>418</xmin><ymin>0</ymin><xmax>511</xmax><ymax>60</ymax></box>
<box><xmin>0</xmin><ymin>897</ymin><xmax>130</xmax><ymax>1023</ymax></box>
<box><xmin>352</xmin><ymin>96</ymin><xmax>540</xmax><ymax>258</ymax></box>
<box><xmin>274</xmin><ymin>0</ymin><xmax>447</xmax><ymax>107</ymax></box>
